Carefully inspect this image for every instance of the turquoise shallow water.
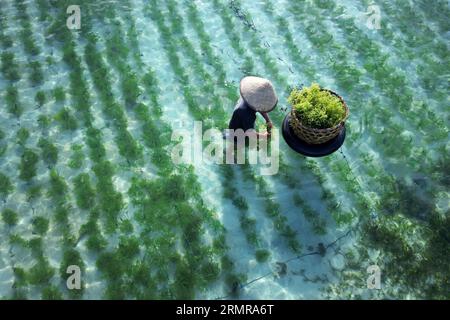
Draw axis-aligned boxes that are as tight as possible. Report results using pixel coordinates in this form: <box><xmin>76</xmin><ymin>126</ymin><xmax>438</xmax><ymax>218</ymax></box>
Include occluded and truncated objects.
<box><xmin>0</xmin><ymin>0</ymin><xmax>449</xmax><ymax>299</ymax></box>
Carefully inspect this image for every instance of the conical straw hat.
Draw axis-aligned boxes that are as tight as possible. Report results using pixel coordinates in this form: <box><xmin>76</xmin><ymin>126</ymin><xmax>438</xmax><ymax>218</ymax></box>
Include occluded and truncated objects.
<box><xmin>240</xmin><ymin>76</ymin><xmax>278</xmax><ymax>112</ymax></box>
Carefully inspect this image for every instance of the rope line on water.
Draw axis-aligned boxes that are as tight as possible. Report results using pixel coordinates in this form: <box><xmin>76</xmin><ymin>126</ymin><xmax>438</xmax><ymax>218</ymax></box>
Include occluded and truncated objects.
<box><xmin>214</xmin><ymin>229</ymin><xmax>353</xmax><ymax>300</ymax></box>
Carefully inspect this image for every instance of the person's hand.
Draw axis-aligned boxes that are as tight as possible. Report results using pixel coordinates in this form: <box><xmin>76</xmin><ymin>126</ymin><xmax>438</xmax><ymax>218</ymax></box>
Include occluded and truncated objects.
<box><xmin>259</xmin><ymin>131</ymin><xmax>270</xmax><ymax>139</ymax></box>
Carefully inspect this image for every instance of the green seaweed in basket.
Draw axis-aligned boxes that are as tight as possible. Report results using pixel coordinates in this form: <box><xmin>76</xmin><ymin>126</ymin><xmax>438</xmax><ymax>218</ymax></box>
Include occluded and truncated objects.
<box><xmin>288</xmin><ymin>83</ymin><xmax>345</xmax><ymax>129</ymax></box>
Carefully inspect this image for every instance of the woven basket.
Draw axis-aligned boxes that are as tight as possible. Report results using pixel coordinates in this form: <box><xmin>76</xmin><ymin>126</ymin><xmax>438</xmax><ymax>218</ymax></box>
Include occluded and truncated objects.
<box><xmin>289</xmin><ymin>89</ymin><xmax>349</xmax><ymax>145</ymax></box>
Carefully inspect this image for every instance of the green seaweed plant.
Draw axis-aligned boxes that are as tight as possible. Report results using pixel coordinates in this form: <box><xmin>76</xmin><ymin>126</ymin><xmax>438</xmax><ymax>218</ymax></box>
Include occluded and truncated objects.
<box><xmin>53</xmin><ymin>87</ymin><xmax>66</xmax><ymax>103</ymax></box>
<box><xmin>172</xmin><ymin>258</ymin><xmax>197</xmax><ymax>299</ymax></box>
<box><xmin>2</xmin><ymin>208</ymin><xmax>18</xmax><ymax>226</ymax></box>
<box><xmin>29</xmin><ymin>61</ymin><xmax>44</xmax><ymax>85</ymax></box>
<box><xmin>128</xmin><ymin>261</ymin><xmax>158</xmax><ymax>299</ymax></box>
<box><xmin>35</xmin><ymin>91</ymin><xmax>46</xmax><ymax>106</ymax></box>
<box><xmin>27</xmin><ymin>258</ymin><xmax>54</xmax><ymax>285</ymax></box>
<box><xmin>45</xmin><ymin>55</ymin><xmax>55</xmax><ymax>66</ymax></box>
<box><xmin>37</xmin><ymin>115</ymin><xmax>51</xmax><ymax>129</ymax></box>
<box><xmin>224</xmin><ymin>273</ymin><xmax>247</xmax><ymax>298</ymax></box>
<box><xmin>54</xmin><ymin>107</ymin><xmax>78</xmax><ymax>131</ymax></box>
<box><xmin>31</xmin><ymin>216</ymin><xmax>49</xmax><ymax>235</ymax></box>
<box><xmin>378</xmin><ymin>176</ymin><xmax>434</xmax><ymax>221</ymax></box>
<box><xmin>0</xmin><ymin>34</ymin><xmax>13</xmax><ymax>49</ymax></box>
<box><xmin>199</xmin><ymin>260</ymin><xmax>221</xmax><ymax>284</ymax></box>
<box><xmin>68</xmin><ymin>144</ymin><xmax>85</xmax><ymax>169</ymax></box>
<box><xmin>41</xmin><ymin>286</ymin><xmax>63</xmax><ymax>300</ymax></box>
<box><xmin>78</xmin><ymin>211</ymin><xmax>100</xmax><ymax>237</ymax></box>
<box><xmin>93</xmin><ymin>161</ymin><xmax>124</xmax><ymax>231</ymax></box>
<box><xmin>54</xmin><ymin>206</ymin><xmax>70</xmax><ymax>228</ymax></box>
<box><xmin>232</xmin><ymin>196</ymin><xmax>249</xmax><ymax>211</ymax></box>
<box><xmin>293</xmin><ymin>193</ymin><xmax>327</xmax><ymax>235</ymax></box>
<box><xmin>11</xmin><ymin>289</ymin><xmax>28</xmax><ymax>300</ymax></box>
<box><xmin>85</xmin><ymin>233</ymin><xmax>107</xmax><ymax>252</ymax></box>
<box><xmin>1</xmin><ymin>52</ymin><xmax>20</xmax><ymax>81</ymax></box>
<box><xmin>0</xmin><ymin>144</ymin><xmax>6</xmax><ymax>158</ymax></box>
<box><xmin>28</xmin><ymin>237</ymin><xmax>44</xmax><ymax>259</ymax></box>
<box><xmin>219</xmin><ymin>254</ymin><xmax>234</xmax><ymax>274</ymax></box>
<box><xmin>116</xmin><ymin>130</ymin><xmax>143</xmax><ymax>162</ymax></box>
<box><xmin>48</xmin><ymin>170</ymin><xmax>68</xmax><ymax>204</ymax></box>
<box><xmin>73</xmin><ymin>173</ymin><xmax>95</xmax><ymax>210</ymax></box>
<box><xmin>106</xmin><ymin>31</ymin><xmax>130</xmax><ymax>64</ymax></box>
<box><xmin>38</xmin><ymin>138</ymin><xmax>58</xmax><ymax>166</ymax></box>
<box><xmin>6</xmin><ymin>86</ymin><xmax>23</xmax><ymax>117</ymax></box>
<box><xmin>18</xmin><ymin>148</ymin><xmax>39</xmax><ymax>181</ymax></box>
<box><xmin>16</xmin><ymin>128</ymin><xmax>30</xmax><ymax>146</ymax></box>
<box><xmin>119</xmin><ymin>219</ymin><xmax>134</xmax><ymax>234</ymax></box>
<box><xmin>0</xmin><ymin>172</ymin><xmax>13</xmax><ymax>197</ymax></box>
<box><xmin>288</xmin><ymin>83</ymin><xmax>346</xmax><ymax>129</ymax></box>
<box><xmin>20</xmin><ymin>30</ymin><xmax>41</xmax><ymax>56</ymax></box>
<box><xmin>239</xmin><ymin>214</ymin><xmax>259</xmax><ymax>246</ymax></box>
<box><xmin>12</xmin><ymin>267</ymin><xmax>27</xmax><ymax>289</ymax></box>
<box><xmin>117</xmin><ymin>236</ymin><xmax>140</xmax><ymax>259</ymax></box>
<box><xmin>26</xmin><ymin>184</ymin><xmax>42</xmax><ymax>202</ymax></box>
<box><xmin>255</xmin><ymin>249</ymin><xmax>271</xmax><ymax>263</ymax></box>
<box><xmin>11</xmin><ymin>266</ymin><xmax>28</xmax><ymax>299</ymax></box>
<box><xmin>96</xmin><ymin>251</ymin><xmax>125</xmax><ymax>280</ymax></box>
<box><xmin>9</xmin><ymin>234</ymin><xmax>28</xmax><ymax>248</ymax></box>
<box><xmin>122</xmin><ymin>70</ymin><xmax>141</xmax><ymax>107</ymax></box>
<box><xmin>84</xmin><ymin>37</ymin><xmax>145</xmax><ymax>163</ymax></box>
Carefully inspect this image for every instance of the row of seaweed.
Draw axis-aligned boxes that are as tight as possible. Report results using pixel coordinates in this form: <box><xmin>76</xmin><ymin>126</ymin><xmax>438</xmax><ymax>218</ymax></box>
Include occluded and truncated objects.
<box><xmin>327</xmin><ymin>0</ymin><xmax>445</xmax><ymax>119</ymax></box>
<box><xmin>62</xmin><ymin>0</ymin><xmax>241</xmax><ymax>299</ymax></box>
<box><xmin>315</xmin><ymin>0</ymin><xmax>450</xmax><ymax>99</ymax></box>
<box><xmin>32</xmin><ymin>0</ymin><xmax>124</xmax><ymax>299</ymax></box>
<box><xmin>413</xmin><ymin>0</ymin><xmax>449</xmax><ymax>35</ymax></box>
<box><xmin>14</xmin><ymin>0</ymin><xmax>44</xmax><ymax>86</ymax></box>
<box><xmin>32</xmin><ymin>0</ymin><xmax>192</xmax><ymax>299</ymax></box>
<box><xmin>0</xmin><ymin>1</ymin><xmax>23</xmax><ymax>119</ymax></box>
<box><xmin>0</xmin><ymin>0</ymin><xmax>89</xmax><ymax>299</ymax></box>
<box><xmin>359</xmin><ymin>0</ymin><xmax>447</xmax><ymax>103</ymax></box>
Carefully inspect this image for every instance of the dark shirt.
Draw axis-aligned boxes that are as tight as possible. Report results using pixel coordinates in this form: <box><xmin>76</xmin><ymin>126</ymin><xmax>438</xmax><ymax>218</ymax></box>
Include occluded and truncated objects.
<box><xmin>228</xmin><ymin>98</ymin><xmax>256</xmax><ymax>131</ymax></box>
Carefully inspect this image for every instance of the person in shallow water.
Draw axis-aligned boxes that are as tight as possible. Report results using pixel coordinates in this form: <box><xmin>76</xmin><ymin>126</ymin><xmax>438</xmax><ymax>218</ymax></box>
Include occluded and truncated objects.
<box><xmin>228</xmin><ymin>76</ymin><xmax>278</xmax><ymax>139</ymax></box>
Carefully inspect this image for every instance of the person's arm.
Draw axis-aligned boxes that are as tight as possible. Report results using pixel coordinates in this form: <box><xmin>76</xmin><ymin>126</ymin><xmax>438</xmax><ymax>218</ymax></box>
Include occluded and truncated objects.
<box><xmin>244</xmin><ymin>129</ymin><xmax>268</xmax><ymax>139</ymax></box>
<box><xmin>256</xmin><ymin>131</ymin><xmax>270</xmax><ymax>139</ymax></box>
<box><xmin>260</xmin><ymin>112</ymin><xmax>273</xmax><ymax>135</ymax></box>
<box><xmin>260</xmin><ymin>112</ymin><xmax>271</xmax><ymax>123</ymax></box>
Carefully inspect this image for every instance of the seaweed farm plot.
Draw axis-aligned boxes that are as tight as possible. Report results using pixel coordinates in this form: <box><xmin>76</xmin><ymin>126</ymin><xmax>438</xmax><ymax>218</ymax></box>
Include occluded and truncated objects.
<box><xmin>0</xmin><ymin>0</ymin><xmax>448</xmax><ymax>300</ymax></box>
